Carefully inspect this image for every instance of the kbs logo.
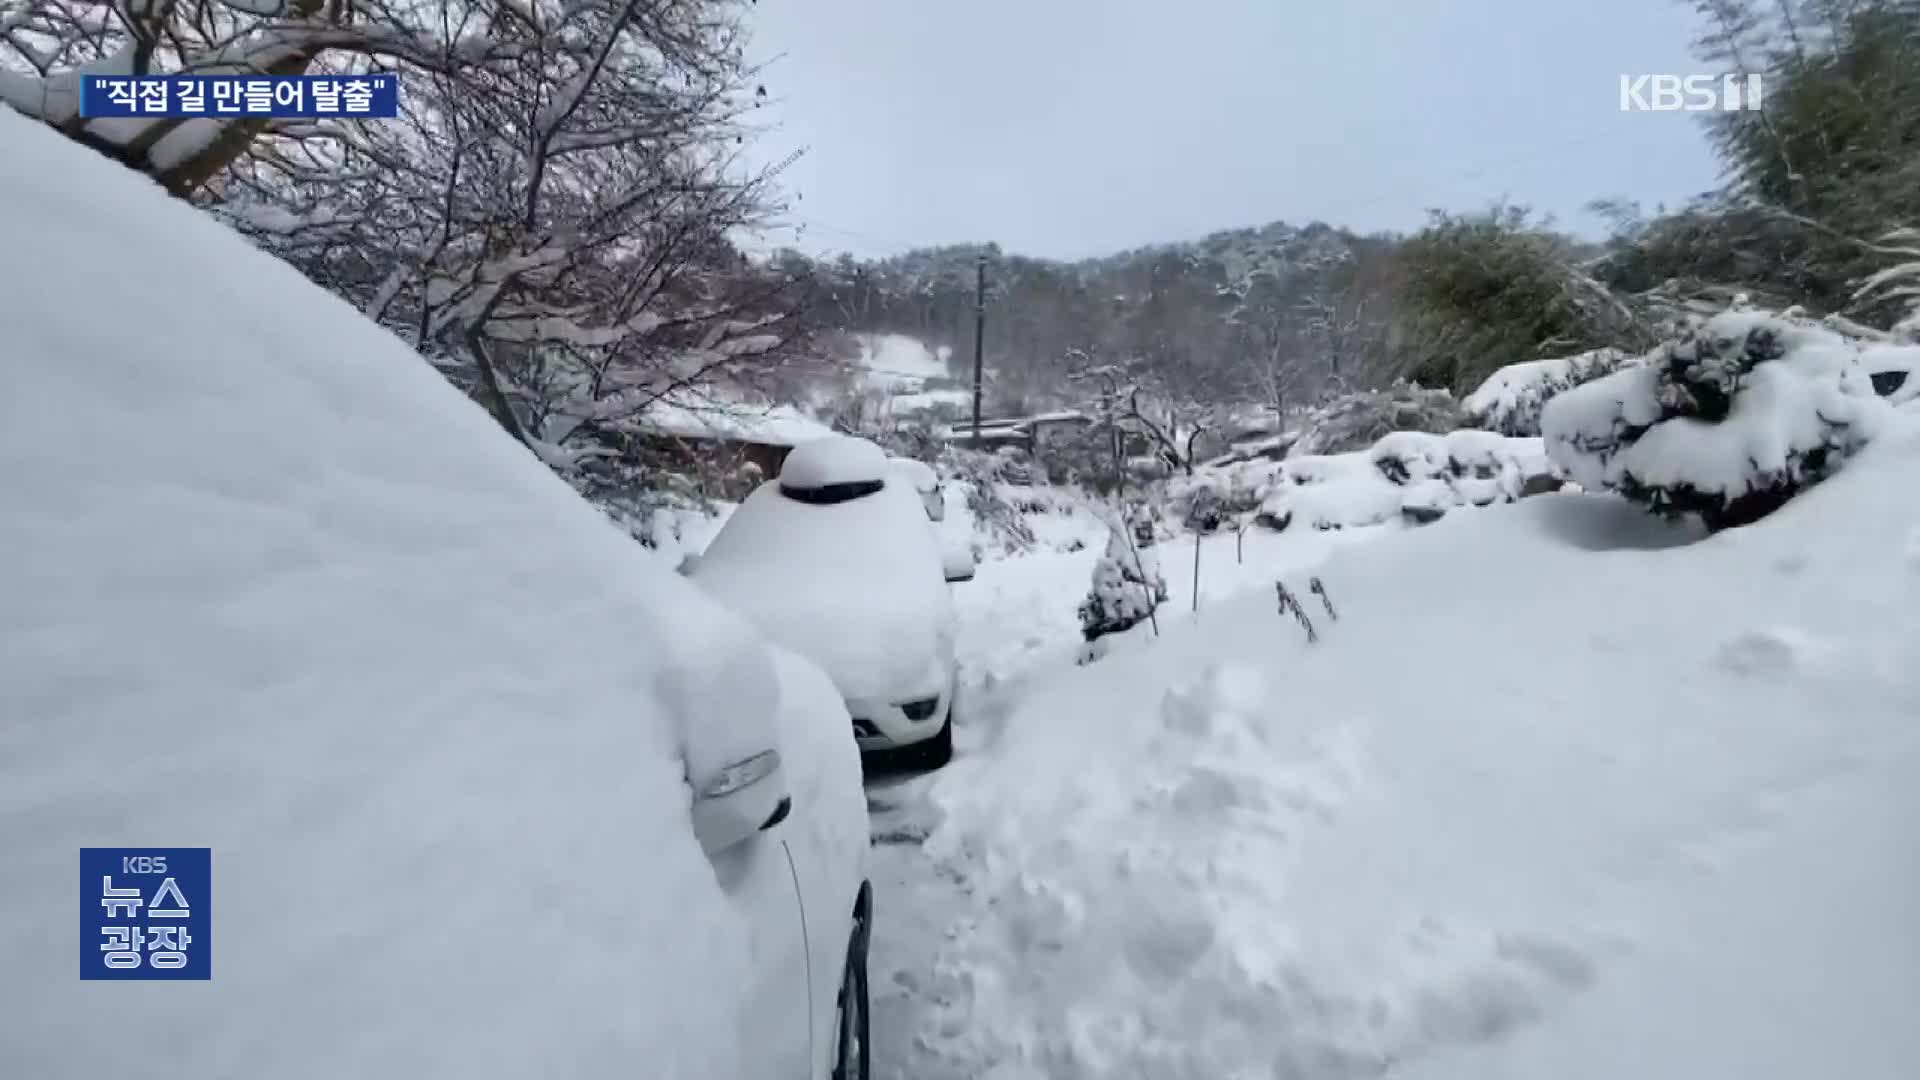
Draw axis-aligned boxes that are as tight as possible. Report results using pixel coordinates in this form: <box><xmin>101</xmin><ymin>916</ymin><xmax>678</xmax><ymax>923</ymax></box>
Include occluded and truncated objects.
<box><xmin>79</xmin><ymin>848</ymin><xmax>211</xmax><ymax>980</ymax></box>
<box><xmin>1620</xmin><ymin>74</ymin><xmax>1764</xmax><ymax>112</ymax></box>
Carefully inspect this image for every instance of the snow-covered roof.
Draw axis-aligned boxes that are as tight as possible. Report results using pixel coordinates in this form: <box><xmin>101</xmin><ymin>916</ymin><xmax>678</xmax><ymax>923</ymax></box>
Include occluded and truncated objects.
<box><xmin>934</xmin><ymin>410</ymin><xmax>1092</xmax><ymax>441</ymax></box>
<box><xmin>0</xmin><ymin>107</ymin><xmax>796</xmax><ymax>1078</ymax></box>
<box><xmin>637</xmin><ymin>395</ymin><xmax>835</xmax><ymax>447</ymax></box>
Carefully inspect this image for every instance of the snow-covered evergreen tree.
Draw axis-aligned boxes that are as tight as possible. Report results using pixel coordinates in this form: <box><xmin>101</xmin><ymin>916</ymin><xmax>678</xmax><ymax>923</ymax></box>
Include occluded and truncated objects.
<box><xmin>1076</xmin><ymin>510</ymin><xmax>1168</xmax><ymax>642</ymax></box>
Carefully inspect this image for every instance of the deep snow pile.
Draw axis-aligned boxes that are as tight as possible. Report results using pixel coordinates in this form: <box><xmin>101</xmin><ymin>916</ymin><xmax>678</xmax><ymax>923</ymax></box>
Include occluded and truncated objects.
<box><xmin>1463</xmin><ymin>347</ymin><xmax>1639</xmax><ymax>436</ymax></box>
<box><xmin>0</xmin><ymin>108</ymin><xmax>834</xmax><ymax>1078</ymax></box>
<box><xmin>910</xmin><ymin>417</ymin><xmax>1920</xmax><ymax>1079</ymax></box>
<box><xmin>1543</xmin><ymin>310</ymin><xmax>1894</xmax><ymax>531</ymax></box>
<box><xmin>1174</xmin><ymin>429</ymin><xmax>1554</xmax><ymax>535</ymax></box>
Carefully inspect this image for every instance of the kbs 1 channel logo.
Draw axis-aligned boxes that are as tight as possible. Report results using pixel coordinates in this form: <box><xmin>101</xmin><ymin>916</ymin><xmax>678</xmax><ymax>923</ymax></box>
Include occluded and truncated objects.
<box><xmin>78</xmin><ymin>74</ymin><xmax>399</xmax><ymax>119</ymax></box>
<box><xmin>80</xmin><ymin>848</ymin><xmax>211</xmax><ymax>981</ymax></box>
<box><xmin>1620</xmin><ymin>73</ymin><xmax>1765</xmax><ymax>113</ymax></box>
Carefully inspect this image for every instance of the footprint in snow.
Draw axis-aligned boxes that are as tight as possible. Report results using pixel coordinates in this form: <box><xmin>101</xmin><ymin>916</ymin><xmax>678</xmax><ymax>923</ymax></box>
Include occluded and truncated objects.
<box><xmin>1712</xmin><ymin>626</ymin><xmax>1826</xmax><ymax>676</ymax></box>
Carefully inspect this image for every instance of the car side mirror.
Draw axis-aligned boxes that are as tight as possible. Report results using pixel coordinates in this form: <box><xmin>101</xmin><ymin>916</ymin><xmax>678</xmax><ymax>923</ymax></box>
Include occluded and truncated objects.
<box><xmin>941</xmin><ymin>543</ymin><xmax>976</xmax><ymax>583</ymax></box>
<box><xmin>690</xmin><ymin>749</ymin><xmax>790</xmax><ymax>855</ymax></box>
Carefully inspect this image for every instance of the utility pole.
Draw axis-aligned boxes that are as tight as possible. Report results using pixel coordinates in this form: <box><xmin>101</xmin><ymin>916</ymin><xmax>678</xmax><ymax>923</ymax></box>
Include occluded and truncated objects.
<box><xmin>969</xmin><ymin>252</ymin><xmax>986</xmax><ymax>444</ymax></box>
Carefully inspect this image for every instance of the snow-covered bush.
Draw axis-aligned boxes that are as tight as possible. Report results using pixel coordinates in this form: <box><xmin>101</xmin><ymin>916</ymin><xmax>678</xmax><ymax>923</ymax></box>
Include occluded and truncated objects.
<box><xmin>942</xmin><ymin>447</ymin><xmax>1038</xmax><ymax>553</ymax></box>
<box><xmin>1462</xmin><ymin>347</ymin><xmax>1639</xmax><ymax>436</ymax></box>
<box><xmin>1288</xmin><ymin>380</ymin><xmax>1465</xmax><ymax>457</ymax></box>
<box><xmin>1166</xmin><ymin>465</ymin><xmax>1267</xmax><ymax>533</ymax></box>
<box><xmin>1077</xmin><ymin>512</ymin><xmax>1167</xmax><ymax>642</ymax></box>
<box><xmin>1542</xmin><ymin>310</ymin><xmax>1893</xmax><ymax>532</ymax></box>
<box><xmin>1254</xmin><ymin>429</ymin><xmax>1549</xmax><ymax>532</ymax></box>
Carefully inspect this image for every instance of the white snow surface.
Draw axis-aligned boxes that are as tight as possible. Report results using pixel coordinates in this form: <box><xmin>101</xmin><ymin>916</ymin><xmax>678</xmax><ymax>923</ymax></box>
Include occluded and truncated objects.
<box><xmin>692</xmin><ymin>474</ymin><xmax>955</xmax><ymax>703</ymax></box>
<box><xmin>0</xmin><ymin>107</ymin><xmax>801</xmax><ymax>1079</ymax></box>
<box><xmin>1543</xmin><ymin>311</ymin><xmax>1893</xmax><ymax>498</ymax></box>
<box><xmin>909</xmin><ymin>419</ymin><xmax>1920</xmax><ymax>1078</ymax></box>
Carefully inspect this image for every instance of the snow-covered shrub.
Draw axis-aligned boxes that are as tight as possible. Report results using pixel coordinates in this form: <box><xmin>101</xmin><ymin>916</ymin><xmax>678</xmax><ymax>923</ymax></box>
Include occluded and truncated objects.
<box><xmin>942</xmin><ymin>448</ymin><xmax>1031</xmax><ymax>551</ymax></box>
<box><xmin>1542</xmin><ymin>310</ymin><xmax>1893</xmax><ymax>532</ymax></box>
<box><xmin>1077</xmin><ymin>513</ymin><xmax>1167</xmax><ymax>642</ymax></box>
<box><xmin>1288</xmin><ymin>380</ymin><xmax>1464</xmax><ymax>457</ymax></box>
<box><xmin>1462</xmin><ymin>347</ymin><xmax>1639</xmax><ymax>436</ymax></box>
<box><xmin>1166</xmin><ymin>464</ymin><xmax>1267</xmax><ymax>533</ymax></box>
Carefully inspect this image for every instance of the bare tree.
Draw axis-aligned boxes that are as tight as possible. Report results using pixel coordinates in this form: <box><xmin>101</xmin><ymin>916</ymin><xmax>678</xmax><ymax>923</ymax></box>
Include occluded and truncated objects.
<box><xmin>189</xmin><ymin>0</ymin><xmax>819</xmax><ymax>470</ymax></box>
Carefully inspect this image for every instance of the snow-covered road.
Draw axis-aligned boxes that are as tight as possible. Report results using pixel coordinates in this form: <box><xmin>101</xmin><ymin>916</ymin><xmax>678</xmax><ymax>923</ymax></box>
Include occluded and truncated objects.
<box><xmin>863</xmin><ymin>518</ymin><xmax>1378</xmax><ymax>1078</ymax></box>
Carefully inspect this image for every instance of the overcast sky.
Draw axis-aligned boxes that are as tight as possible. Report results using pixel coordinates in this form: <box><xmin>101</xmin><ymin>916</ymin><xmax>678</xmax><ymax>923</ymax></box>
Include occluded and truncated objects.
<box><xmin>743</xmin><ymin>0</ymin><xmax>1728</xmax><ymax>261</ymax></box>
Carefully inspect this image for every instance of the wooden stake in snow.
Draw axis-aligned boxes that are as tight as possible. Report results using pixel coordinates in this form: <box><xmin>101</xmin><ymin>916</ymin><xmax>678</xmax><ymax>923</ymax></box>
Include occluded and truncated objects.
<box><xmin>1114</xmin><ymin>505</ymin><xmax>1161</xmax><ymax>638</ymax></box>
<box><xmin>1191</xmin><ymin>529</ymin><xmax>1202</xmax><ymax>613</ymax></box>
<box><xmin>1310</xmin><ymin>576</ymin><xmax>1338</xmax><ymax>622</ymax></box>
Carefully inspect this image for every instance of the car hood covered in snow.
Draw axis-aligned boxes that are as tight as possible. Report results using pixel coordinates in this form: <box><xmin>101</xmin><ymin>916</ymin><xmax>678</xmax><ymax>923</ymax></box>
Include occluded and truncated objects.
<box><xmin>911</xmin><ymin>417</ymin><xmax>1920</xmax><ymax>1079</ymax></box>
<box><xmin>0</xmin><ymin>107</ymin><xmax>800</xmax><ymax>1079</ymax></box>
<box><xmin>693</xmin><ymin>479</ymin><xmax>955</xmax><ymax>702</ymax></box>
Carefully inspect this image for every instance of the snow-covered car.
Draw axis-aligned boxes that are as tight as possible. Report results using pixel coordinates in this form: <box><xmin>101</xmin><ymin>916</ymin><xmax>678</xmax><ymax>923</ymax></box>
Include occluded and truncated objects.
<box><xmin>0</xmin><ymin>109</ymin><xmax>871</xmax><ymax>1080</ymax></box>
<box><xmin>889</xmin><ymin>456</ymin><xmax>946</xmax><ymax>521</ymax></box>
<box><xmin>691</xmin><ymin>436</ymin><xmax>969</xmax><ymax>766</ymax></box>
<box><xmin>888</xmin><ymin>455</ymin><xmax>978</xmax><ymax>582</ymax></box>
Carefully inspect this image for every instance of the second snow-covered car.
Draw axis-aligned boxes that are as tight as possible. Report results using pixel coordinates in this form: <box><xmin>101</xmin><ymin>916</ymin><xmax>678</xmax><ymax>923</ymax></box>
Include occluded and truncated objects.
<box><xmin>691</xmin><ymin>436</ymin><xmax>969</xmax><ymax>767</ymax></box>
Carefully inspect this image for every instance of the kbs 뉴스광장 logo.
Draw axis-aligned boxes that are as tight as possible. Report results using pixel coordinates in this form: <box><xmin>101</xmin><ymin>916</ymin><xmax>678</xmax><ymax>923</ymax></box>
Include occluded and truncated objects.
<box><xmin>79</xmin><ymin>848</ymin><xmax>211</xmax><ymax>981</ymax></box>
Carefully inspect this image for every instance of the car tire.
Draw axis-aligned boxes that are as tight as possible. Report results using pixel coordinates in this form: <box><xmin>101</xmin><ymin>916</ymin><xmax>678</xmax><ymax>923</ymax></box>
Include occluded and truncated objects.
<box><xmin>831</xmin><ymin>906</ymin><xmax>871</xmax><ymax>1080</ymax></box>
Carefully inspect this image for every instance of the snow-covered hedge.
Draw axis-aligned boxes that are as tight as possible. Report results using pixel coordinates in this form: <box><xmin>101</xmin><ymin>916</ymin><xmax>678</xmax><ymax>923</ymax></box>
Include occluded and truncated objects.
<box><xmin>1264</xmin><ymin>430</ymin><xmax>1551</xmax><ymax>532</ymax></box>
<box><xmin>1541</xmin><ymin>310</ymin><xmax>1895</xmax><ymax>532</ymax></box>
<box><xmin>1462</xmin><ymin>347</ymin><xmax>1640</xmax><ymax>436</ymax></box>
<box><xmin>1173</xmin><ymin>428</ymin><xmax>1553</xmax><ymax>535</ymax></box>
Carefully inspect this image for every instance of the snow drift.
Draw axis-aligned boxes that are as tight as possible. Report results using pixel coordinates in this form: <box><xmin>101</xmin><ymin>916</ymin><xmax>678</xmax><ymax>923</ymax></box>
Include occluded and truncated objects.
<box><xmin>911</xmin><ymin>412</ymin><xmax>1920</xmax><ymax>1078</ymax></box>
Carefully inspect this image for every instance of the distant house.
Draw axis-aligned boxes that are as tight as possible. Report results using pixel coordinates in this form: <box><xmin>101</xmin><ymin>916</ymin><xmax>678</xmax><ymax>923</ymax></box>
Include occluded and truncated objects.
<box><xmin>630</xmin><ymin>396</ymin><xmax>837</xmax><ymax>498</ymax></box>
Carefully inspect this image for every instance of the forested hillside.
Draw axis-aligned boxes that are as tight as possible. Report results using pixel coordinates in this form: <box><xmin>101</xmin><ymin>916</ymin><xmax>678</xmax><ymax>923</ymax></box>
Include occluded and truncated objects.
<box><xmin>802</xmin><ymin>221</ymin><xmax>1397</xmax><ymax>419</ymax></box>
